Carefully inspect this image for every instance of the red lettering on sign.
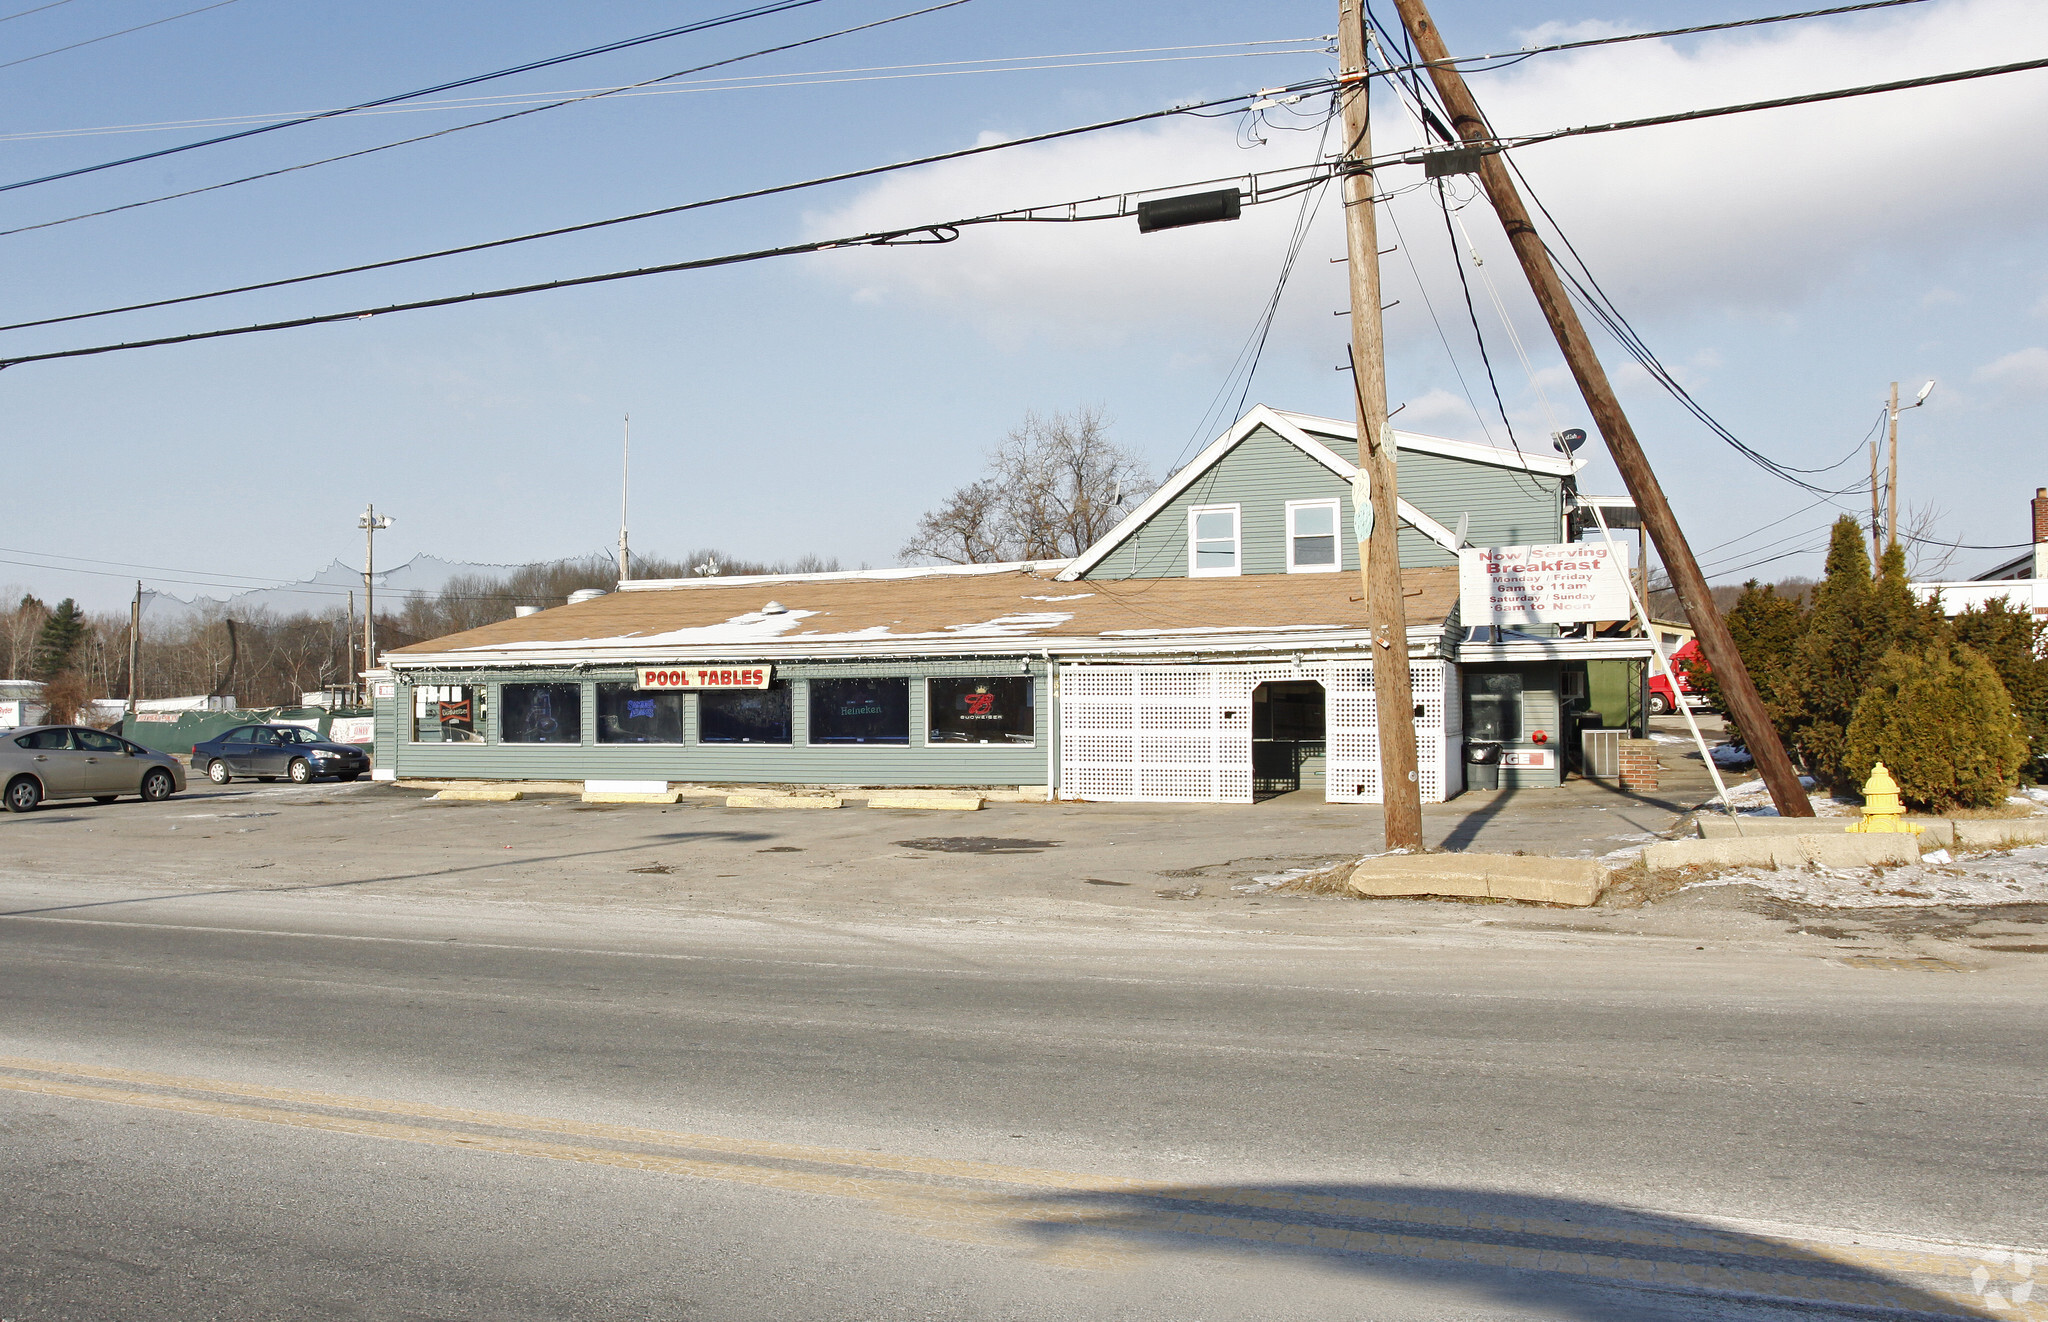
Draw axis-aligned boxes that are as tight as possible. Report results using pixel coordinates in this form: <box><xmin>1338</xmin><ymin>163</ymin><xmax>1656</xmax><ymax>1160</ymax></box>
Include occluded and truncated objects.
<box><xmin>965</xmin><ymin>694</ymin><xmax>996</xmax><ymax>715</ymax></box>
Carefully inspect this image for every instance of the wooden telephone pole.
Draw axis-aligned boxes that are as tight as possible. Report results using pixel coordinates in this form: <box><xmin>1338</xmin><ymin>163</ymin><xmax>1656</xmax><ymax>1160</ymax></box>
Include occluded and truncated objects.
<box><xmin>1338</xmin><ymin>0</ymin><xmax>1425</xmax><ymax>851</ymax></box>
<box><xmin>1884</xmin><ymin>381</ymin><xmax>1900</xmax><ymax>552</ymax></box>
<box><xmin>1388</xmin><ymin>0</ymin><xmax>1813</xmax><ymax>817</ymax></box>
<box><xmin>125</xmin><ymin>580</ymin><xmax>141</xmax><ymax>720</ymax></box>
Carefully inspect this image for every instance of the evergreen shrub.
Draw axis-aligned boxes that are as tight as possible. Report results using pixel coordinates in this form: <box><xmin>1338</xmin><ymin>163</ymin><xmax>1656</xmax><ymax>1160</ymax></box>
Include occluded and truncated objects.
<box><xmin>1844</xmin><ymin>644</ymin><xmax>2029</xmax><ymax>811</ymax></box>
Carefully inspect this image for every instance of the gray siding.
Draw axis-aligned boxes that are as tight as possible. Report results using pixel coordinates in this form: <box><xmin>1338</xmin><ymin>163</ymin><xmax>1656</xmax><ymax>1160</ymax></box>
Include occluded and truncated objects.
<box><xmin>386</xmin><ymin>658</ymin><xmax>1052</xmax><ymax>787</ymax></box>
<box><xmin>1082</xmin><ymin>426</ymin><xmax>1562</xmax><ymax>581</ymax></box>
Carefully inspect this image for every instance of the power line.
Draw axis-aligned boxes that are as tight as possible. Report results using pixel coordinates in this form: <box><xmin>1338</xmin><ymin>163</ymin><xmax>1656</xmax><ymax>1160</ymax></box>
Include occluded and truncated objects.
<box><xmin>0</xmin><ymin>0</ymin><xmax>237</xmax><ymax>71</ymax></box>
<box><xmin>1374</xmin><ymin>0</ymin><xmax>1931</xmax><ymax>79</ymax></box>
<box><xmin>5</xmin><ymin>39</ymin><xmax>1334</xmax><ymax>143</ymax></box>
<box><xmin>2</xmin><ymin>78</ymin><xmax>1336</xmax><ymax>334</ymax></box>
<box><xmin>0</xmin><ymin>160</ymin><xmax>1338</xmax><ymax>369</ymax></box>
<box><xmin>1504</xmin><ymin>54</ymin><xmax>2048</xmax><ymax>153</ymax></box>
<box><xmin>0</xmin><ymin>1</ymin><xmax>976</xmax><ymax>240</ymax></box>
<box><xmin>0</xmin><ymin>0</ymin><xmax>83</xmax><ymax>23</ymax></box>
<box><xmin>0</xmin><ymin>0</ymin><xmax>834</xmax><ymax>195</ymax></box>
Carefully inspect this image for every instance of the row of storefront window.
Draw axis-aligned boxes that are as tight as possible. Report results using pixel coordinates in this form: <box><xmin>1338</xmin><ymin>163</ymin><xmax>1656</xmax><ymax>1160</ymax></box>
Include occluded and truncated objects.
<box><xmin>409</xmin><ymin>677</ymin><xmax>1036</xmax><ymax>747</ymax></box>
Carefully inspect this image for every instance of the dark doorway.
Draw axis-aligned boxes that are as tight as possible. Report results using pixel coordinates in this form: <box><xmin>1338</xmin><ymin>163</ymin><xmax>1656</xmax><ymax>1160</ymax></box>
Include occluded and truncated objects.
<box><xmin>1251</xmin><ymin>680</ymin><xmax>1326</xmax><ymax>798</ymax></box>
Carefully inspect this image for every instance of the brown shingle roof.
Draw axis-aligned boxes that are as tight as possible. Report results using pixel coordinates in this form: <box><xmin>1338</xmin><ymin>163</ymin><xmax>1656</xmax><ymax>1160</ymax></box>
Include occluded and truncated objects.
<box><xmin>388</xmin><ymin>566</ymin><xmax>1459</xmax><ymax>660</ymax></box>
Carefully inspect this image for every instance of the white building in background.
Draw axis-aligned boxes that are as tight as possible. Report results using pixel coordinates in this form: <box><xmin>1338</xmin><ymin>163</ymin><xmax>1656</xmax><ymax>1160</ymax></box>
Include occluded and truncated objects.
<box><xmin>0</xmin><ymin>679</ymin><xmax>47</xmax><ymax>730</ymax></box>
<box><xmin>1913</xmin><ymin>486</ymin><xmax>2048</xmax><ymax>620</ymax></box>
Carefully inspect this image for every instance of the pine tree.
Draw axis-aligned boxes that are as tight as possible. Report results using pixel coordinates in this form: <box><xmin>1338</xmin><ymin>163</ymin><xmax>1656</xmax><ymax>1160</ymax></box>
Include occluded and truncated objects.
<box><xmin>1846</xmin><ymin>643</ymin><xmax>2029</xmax><ymax>811</ymax></box>
<box><xmin>1689</xmin><ymin>579</ymin><xmax>1806</xmax><ymax>748</ymax></box>
<box><xmin>1951</xmin><ymin>596</ymin><xmax>2048</xmax><ymax>785</ymax></box>
<box><xmin>30</xmin><ymin>598</ymin><xmax>87</xmax><ymax>683</ymax></box>
<box><xmin>1783</xmin><ymin>518</ymin><xmax>1881</xmax><ymax>788</ymax></box>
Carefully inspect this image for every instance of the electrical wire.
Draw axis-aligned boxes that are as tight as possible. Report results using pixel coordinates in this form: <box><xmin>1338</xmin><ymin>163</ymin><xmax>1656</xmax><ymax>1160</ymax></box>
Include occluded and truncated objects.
<box><xmin>0</xmin><ymin>0</ymin><xmax>834</xmax><ymax>195</ymax></box>
<box><xmin>0</xmin><ymin>159</ymin><xmax>1340</xmax><ymax>369</ymax></box>
<box><xmin>5</xmin><ymin>40</ymin><xmax>1335</xmax><ymax>143</ymax></box>
<box><xmin>0</xmin><ymin>0</ymin><xmax>238</xmax><ymax>72</ymax></box>
<box><xmin>1374</xmin><ymin>0</ymin><xmax>1931</xmax><ymax>79</ymax></box>
<box><xmin>1502</xmin><ymin>55</ymin><xmax>2048</xmax><ymax>154</ymax></box>
<box><xmin>0</xmin><ymin>0</ymin><xmax>82</xmax><ymax>23</ymax></box>
<box><xmin>1</xmin><ymin>77</ymin><xmax>1337</xmax><ymax>335</ymax></box>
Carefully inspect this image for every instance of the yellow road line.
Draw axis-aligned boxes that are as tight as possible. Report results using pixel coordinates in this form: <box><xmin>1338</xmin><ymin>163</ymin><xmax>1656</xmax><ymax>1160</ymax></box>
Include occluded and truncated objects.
<box><xmin>0</xmin><ymin>1057</ymin><xmax>2037</xmax><ymax>1317</ymax></box>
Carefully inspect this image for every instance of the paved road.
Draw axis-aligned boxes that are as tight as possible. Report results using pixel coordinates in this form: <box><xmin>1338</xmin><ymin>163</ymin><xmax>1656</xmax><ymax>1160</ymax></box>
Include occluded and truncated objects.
<box><xmin>2</xmin><ymin>873</ymin><xmax>2041</xmax><ymax>1321</ymax></box>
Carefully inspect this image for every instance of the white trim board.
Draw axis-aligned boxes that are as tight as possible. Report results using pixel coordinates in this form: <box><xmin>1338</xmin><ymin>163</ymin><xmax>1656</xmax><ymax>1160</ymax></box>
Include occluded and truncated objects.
<box><xmin>1058</xmin><ymin>404</ymin><xmax>1472</xmax><ymax>581</ymax></box>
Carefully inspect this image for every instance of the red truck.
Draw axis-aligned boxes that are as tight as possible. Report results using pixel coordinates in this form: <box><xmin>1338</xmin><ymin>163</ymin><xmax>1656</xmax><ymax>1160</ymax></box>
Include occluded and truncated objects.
<box><xmin>1648</xmin><ymin>639</ymin><xmax>1712</xmax><ymax>715</ymax></box>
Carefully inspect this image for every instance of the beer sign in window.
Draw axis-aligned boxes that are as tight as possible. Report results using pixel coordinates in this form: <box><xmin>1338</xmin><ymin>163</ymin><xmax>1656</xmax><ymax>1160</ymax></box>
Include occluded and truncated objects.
<box><xmin>927</xmin><ymin>677</ymin><xmax>1034</xmax><ymax>746</ymax></box>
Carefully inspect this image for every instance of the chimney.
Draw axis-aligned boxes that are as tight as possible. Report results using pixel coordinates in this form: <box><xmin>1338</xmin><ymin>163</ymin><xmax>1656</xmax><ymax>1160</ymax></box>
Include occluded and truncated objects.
<box><xmin>2035</xmin><ymin>487</ymin><xmax>2048</xmax><ymax>579</ymax></box>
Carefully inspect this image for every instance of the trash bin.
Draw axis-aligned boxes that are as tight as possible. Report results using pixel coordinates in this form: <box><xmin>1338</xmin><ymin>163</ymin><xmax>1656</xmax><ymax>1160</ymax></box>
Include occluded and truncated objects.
<box><xmin>1464</xmin><ymin>740</ymin><xmax>1503</xmax><ymax>790</ymax></box>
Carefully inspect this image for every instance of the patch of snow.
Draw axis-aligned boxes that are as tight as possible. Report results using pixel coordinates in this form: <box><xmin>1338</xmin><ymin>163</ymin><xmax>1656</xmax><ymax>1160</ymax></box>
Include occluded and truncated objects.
<box><xmin>1231</xmin><ymin>864</ymin><xmax>1334</xmax><ymax>894</ymax></box>
<box><xmin>1023</xmin><ymin>593</ymin><xmax>1094</xmax><ymax>602</ymax></box>
<box><xmin>1683</xmin><ymin>844</ymin><xmax>2048</xmax><ymax>908</ymax></box>
<box><xmin>1710</xmin><ymin>743</ymin><xmax>1755</xmax><ymax>767</ymax></box>
<box><xmin>1923</xmin><ymin>849</ymin><xmax>1953</xmax><ymax>865</ymax></box>
<box><xmin>1649</xmin><ymin>733</ymin><xmax>1691</xmax><ymax>744</ymax></box>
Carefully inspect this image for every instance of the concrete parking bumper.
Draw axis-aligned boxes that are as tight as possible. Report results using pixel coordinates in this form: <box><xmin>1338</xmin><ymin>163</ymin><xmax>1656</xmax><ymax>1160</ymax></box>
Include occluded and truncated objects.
<box><xmin>1347</xmin><ymin>853</ymin><xmax>1608</xmax><ymax>907</ymax></box>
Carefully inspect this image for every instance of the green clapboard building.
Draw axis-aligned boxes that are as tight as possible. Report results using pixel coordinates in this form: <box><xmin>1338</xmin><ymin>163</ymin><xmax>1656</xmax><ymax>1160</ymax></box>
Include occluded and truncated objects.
<box><xmin>373</xmin><ymin>407</ymin><xmax>1657</xmax><ymax>801</ymax></box>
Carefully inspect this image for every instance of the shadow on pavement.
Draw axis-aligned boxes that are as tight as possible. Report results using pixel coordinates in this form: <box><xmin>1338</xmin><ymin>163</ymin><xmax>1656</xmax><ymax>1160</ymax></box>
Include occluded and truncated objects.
<box><xmin>1008</xmin><ymin>1182</ymin><xmax>2016</xmax><ymax>1319</ymax></box>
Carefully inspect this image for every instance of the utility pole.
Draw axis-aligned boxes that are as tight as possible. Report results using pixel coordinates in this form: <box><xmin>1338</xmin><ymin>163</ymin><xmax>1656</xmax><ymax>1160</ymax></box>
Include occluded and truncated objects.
<box><xmin>346</xmin><ymin>589</ymin><xmax>357</xmax><ymax>706</ymax></box>
<box><xmin>1389</xmin><ymin>0</ymin><xmax>1814</xmax><ymax>817</ymax></box>
<box><xmin>1338</xmin><ymin>0</ymin><xmax>1424</xmax><ymax>850</ymax></box>
<box><xmin>619</xmin><ymin>414</ymin><xmax>632</xmax><ymax>584</ymax></box>
<box><xmin>1885</xmin><ymin>381</ymin><xmax>1900</xmax><ymax>554</ymax></box>
<box><xmin>359</xmin><ymin>504</ymin><xmax>393</xmax><ymax>674</ymax></box>
<box><xmin>1869</xmin><ymin>433</ymin><xmax>1883</xmax><ymax>564</ymax></box>
<box><xmin>125</xmin><ymin>580</ymin><xmax>140</xmax><ymax>721</ymax></box>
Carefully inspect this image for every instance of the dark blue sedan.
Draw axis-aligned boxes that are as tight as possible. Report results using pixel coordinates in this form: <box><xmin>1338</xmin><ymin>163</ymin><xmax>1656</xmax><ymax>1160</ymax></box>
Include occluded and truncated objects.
<box><xmin>191</xmin><ymin>724</ymin><xmax>371</xmax><ymax>785</ymax></box>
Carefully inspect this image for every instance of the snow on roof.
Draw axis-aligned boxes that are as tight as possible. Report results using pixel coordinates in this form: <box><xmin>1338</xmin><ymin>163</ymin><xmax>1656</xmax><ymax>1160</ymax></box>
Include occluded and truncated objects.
<box><xmin>388</xmin><ymin>566</ymin><xmax>1463</xmax><ymax>664</ymax></box>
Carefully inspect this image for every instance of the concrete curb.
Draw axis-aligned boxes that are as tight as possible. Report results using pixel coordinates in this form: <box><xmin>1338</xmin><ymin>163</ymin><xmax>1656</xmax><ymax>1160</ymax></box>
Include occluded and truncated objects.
<box><xmin>402</xmin><ymin>780</ymin><xmax>578</xmax><ymax>794</ymax></box>
<box><xmin>430</xmin><ymin>788</ymin><xmax>523</xmax><ymax>803</ymax></box>
<box><xmin>725</xmin><ymin>793</ymin><xmax>842</xmax><ymax>810</ymax></box>
<box><xmin>1347</xmin><ymin>854</ymin><xmax>1607</xmax><ymax>907</ymax></box>
<box><xmin>864</xmin><ymin>792</ymin><xmax>983</xmax><ymax>811</ymax></box>
<box><xmin>1696</xmin><ymin>816</ymin><xmax>2047</xmax><ymax>850</ymax></box>
<box><xmin>1647</xmin><ymin>834</ymin><xmax>1917</xmax><ymax>871</ymax></box>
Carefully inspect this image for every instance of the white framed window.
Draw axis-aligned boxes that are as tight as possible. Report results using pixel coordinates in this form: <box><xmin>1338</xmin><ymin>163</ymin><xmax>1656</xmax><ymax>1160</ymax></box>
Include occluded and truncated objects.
<box><xmin>1286</xmin><ymin>499</ymin><xmax>1341</xmax><ymax>572</ymax></box>
<box><xmin>1188</xmin><ymin>504</ymin><xmax>1240</xmax><ymax>577</ymax></box>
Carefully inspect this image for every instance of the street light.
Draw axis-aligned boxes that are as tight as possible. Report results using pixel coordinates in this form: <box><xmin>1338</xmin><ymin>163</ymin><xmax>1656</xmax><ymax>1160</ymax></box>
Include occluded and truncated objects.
<box><xmin>358</xmin><ymin>504</ymin><xmax>393</xmax><ymax>676</ymax></box>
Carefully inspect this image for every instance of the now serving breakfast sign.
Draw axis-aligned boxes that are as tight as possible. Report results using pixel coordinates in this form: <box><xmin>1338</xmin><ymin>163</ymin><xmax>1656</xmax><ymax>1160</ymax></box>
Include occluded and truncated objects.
<box><xmin>1458</xmin><ymin>543</ymin><xmax>1631</xmax><ymax>626</ymax></box>
<box><xmin>637</xmin><ymin>665</ymin><xmax>772</xmax><ymax>690</ymax></box>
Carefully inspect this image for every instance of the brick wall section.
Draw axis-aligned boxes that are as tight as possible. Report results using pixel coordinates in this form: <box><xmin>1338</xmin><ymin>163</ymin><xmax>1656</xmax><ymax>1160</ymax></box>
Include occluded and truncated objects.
<box><xmin>2033</xmin><ymin>487</ymin><xmax>2047</xmax><ymax>544</ymax></box>
<box><xmin>1618</xmin><ymin>738</ymin><xmax>1660</xmax><ymax>791</ymax></box>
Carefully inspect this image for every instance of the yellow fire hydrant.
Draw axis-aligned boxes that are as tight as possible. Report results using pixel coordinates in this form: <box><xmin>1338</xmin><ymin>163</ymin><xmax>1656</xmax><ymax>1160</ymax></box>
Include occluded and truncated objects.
<box><xmin>1844</xmin><ymin>762</ymin><xmax>1923</xmax><ymax>835</ymax></box>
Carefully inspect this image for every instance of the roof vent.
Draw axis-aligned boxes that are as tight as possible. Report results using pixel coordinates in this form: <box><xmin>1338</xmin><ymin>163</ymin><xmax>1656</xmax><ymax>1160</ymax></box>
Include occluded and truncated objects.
<box><xmin>513</xmin><ymin>606</ymin><xmax>540</xmax><ymax>618</ymax></box>
<box><xmin>762</xmin><ymin>600</ymin><xmax>788</xmax><ymax>615</ymax></box>
<box><xmin>567</xmin><ymin>588</ymin><xmax>607</xmax><ymax>605</ymax></box>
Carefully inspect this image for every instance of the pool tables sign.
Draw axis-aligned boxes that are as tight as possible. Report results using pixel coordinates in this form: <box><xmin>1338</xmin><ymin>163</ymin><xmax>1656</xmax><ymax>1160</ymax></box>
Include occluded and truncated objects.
<box><xmin>637</xmin><ymin>665</ymin><xmax>772</xmax><ymax>690</ymax></box>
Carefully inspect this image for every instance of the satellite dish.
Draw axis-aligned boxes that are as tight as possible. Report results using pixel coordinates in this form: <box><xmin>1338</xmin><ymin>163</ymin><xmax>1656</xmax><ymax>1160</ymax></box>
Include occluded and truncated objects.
<box><xmin>1454</xmin><ymin>512</ymin><xmax>1471</xmax><ymax>549</ymax></box>
<box><xmin>1552</xmin><ymin>428</ymin><xmax>1587</xmax><ymax>454</ymax></box>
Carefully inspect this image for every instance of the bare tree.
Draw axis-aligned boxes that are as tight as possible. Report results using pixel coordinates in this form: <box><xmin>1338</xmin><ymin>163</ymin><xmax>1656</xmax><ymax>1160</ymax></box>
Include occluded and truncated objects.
<box><xmin>1897</xmin><ymin>501</ymin><xmax>1961</xmax><ymax>580</ymax></box>
<box><xmin>901</xmin><ymin>407</ymin><xmax>1154</xmax><ymax>565</ymax></box>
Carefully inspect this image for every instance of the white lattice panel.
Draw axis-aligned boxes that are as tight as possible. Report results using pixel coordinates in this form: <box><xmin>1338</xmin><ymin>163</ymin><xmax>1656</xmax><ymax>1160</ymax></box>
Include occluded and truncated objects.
<box><xmin>1323</xmin><ymin>660</ymin><xmax>1450</xmax><ymax>806</ymax></box>
<box><xmin>1058</xmin><ymin>660</ymin><xmax>1451</xmax><ymax>806</ymax></box>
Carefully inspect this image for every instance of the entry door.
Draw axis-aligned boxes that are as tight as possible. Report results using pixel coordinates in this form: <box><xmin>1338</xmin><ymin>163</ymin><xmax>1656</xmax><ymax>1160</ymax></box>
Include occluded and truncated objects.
<box><xmin>72</xmin><ymin>728</ymin><xmax>136</xmax><ymax>794</ymax></box>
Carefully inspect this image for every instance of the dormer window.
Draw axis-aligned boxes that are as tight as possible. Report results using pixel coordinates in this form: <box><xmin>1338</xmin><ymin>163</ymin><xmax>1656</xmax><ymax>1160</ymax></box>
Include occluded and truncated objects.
<box><xmin>1287</xmin><ymin>499</ymin><xmax>1340</xmax><ymax>572</ymax></box>
<box><xmin>1189</xmin><ymin>504</ymin><xmax>1240</xmax><ymax>577</ymax></box>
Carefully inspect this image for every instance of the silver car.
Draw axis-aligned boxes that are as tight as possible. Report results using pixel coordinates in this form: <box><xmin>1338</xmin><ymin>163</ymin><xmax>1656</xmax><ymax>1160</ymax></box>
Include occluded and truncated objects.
<box><xmin>1</xmin><ymin>725</ymin><xmax>186</xmax><ymax>812</ymax></box>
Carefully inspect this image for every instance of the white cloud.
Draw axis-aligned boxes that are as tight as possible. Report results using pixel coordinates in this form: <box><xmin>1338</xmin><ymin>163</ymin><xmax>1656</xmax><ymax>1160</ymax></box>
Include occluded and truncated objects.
<box><xmin>1972</xmin><ymin>346</ymin><xmax>2048</xmax><ymax>392</ymax></box>
<box><xmin>802</xmin><ymin>0</ymin><xmax>2048</xmax><ymax>337</ymax></box>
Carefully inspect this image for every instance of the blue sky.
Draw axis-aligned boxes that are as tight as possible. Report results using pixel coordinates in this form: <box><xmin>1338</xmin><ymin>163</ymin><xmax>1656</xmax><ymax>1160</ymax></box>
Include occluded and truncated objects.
<box><xmin>3</xmin><ymin>0</ymin><xmax>2045</xmax><ymax>615</ymax></box>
